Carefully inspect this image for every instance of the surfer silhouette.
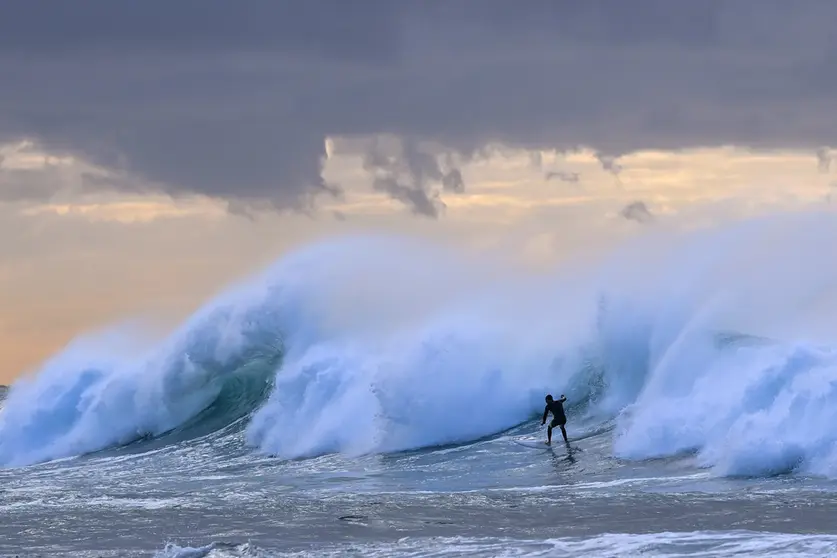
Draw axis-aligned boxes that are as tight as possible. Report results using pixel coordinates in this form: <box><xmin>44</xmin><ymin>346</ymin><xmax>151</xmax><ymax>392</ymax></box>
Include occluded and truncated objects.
<box><xmin>542</xmin><ymin>394</ymin><xmax>568</xmax><ymax>446</ymax></box>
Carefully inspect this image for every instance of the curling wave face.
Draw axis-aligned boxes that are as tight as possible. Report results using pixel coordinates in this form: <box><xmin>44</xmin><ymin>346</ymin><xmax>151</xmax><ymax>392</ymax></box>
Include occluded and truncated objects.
<box><xmin>0</xmin><ymin>278</ymin><xmax>288</xmax><ymax>467</ymax></box>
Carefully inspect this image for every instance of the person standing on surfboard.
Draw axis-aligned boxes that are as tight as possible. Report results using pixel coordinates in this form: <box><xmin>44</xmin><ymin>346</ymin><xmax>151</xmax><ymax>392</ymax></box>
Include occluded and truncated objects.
<box><xmin>542</xmin><ymin>394</ymin><xmax>568</xmax><ymax>446</ymax></box>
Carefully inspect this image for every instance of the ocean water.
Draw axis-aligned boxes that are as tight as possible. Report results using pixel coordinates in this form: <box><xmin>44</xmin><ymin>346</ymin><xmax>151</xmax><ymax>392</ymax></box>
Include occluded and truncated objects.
<box><xmin>4</xmin><ymin>213</ymin><xmax>837</xmax><ymax>557</ymax></box>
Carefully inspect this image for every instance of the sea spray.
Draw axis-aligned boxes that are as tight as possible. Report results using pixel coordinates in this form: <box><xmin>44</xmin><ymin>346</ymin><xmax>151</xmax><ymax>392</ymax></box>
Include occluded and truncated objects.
<box><xmin>609</xmin><ymin>211</ymin><xmax>837</xmax><ymax>477</ymax></box>
<box><xmin>243</xmin><ymin>234</ymin><xmax>613</xmax><ymax>458</ymax></box>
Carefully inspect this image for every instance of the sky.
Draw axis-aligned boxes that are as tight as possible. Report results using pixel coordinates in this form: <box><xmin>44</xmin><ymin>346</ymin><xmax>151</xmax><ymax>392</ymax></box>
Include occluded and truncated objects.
<box><xmin>2</xmin><ymin>1</ymin><xmax>837</xmax><ymax>384</ymax></box>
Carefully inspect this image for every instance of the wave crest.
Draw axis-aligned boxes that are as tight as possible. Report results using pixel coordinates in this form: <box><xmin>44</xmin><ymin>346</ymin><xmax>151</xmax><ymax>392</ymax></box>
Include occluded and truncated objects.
<box><xmin>5</xmin><ymin>214</ymin><xmax>837</xmax><ymax>480</ymax></box>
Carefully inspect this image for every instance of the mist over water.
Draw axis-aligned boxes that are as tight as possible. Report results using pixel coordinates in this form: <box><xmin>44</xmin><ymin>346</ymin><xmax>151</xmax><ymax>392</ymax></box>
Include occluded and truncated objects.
<box><xmin>2</xmin><ymin>211</ymin><xmax>837</xmax><ymax>482</ymax></box>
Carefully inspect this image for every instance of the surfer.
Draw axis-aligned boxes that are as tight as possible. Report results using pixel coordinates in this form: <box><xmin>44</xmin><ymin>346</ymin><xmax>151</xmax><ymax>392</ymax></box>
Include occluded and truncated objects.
<box><xmin>542</xmin><ymin>394</ymin><xmax>568</xmax><ymax>446</ymax></box>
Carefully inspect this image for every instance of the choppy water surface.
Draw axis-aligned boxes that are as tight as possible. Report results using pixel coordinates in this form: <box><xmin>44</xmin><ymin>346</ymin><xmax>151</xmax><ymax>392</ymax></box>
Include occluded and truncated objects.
<box><xmin>4</xmin><ymin>421</ymin><xmax>837</xmax><ymax>556</ymax></box>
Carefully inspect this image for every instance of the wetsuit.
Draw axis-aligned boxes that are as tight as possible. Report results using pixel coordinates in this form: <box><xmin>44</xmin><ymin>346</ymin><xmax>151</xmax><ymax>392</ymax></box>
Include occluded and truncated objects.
<box><xmin>543</xmin><ymin>398</ymin><xmax>566</xmax><ymax>428</ymax></box>
<box><xmin>542</xmin><ymin>396</ymin><xmax>568</xmax><ymax>444</ymax></box>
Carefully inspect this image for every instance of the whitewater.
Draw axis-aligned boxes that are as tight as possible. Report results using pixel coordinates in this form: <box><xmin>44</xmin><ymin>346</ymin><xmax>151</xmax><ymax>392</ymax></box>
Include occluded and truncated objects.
<box><xmin>3</xmin><ymin>210</ymin><xmax>837</xmax><ymax>557</ymax></box>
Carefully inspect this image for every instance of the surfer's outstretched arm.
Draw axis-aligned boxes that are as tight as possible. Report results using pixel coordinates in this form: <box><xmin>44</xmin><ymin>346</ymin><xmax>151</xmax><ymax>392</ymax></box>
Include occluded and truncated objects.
<box><xmin>542</xmin><ymin>406</ymin><xmax>549</xmax><ymax>425</ymax></box>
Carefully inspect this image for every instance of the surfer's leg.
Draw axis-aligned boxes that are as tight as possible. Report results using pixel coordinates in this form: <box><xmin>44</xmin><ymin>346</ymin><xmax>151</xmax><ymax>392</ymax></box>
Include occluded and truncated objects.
<box><xmin>560</xmin><ymin>425</ymin><xmax>568</xmax><ymax>443</ymax></box>
<box><xmin>548</xmin><ymin>417</ymin><xmax>562</xmax><ymax>445</ymax></box>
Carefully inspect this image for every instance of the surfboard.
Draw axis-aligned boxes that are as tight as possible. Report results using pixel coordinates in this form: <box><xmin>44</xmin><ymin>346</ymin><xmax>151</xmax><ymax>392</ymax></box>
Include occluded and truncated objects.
<box><xmin>511</xmin><ymin>436</ymin><xmax>583</xmax><ymax>453</ymax></box>
<box><xmin>512</xmin><ymin>437</ymin><xmax>552</xmax><ymax>449</ymax></box>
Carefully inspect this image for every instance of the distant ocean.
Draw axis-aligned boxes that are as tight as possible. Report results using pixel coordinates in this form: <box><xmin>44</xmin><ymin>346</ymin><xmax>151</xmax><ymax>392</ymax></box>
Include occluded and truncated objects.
<box><xmin>3</xmin><ymin>224</ymin><xmax>837</xmax><ymax>557</ymax></box>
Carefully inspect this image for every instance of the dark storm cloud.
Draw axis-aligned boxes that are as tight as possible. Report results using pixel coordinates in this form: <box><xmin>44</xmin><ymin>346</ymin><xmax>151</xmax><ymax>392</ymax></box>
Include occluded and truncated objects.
<box><xmin>0</xmin><ymin>0</ymin><xmax>400</xmax><ymax>59</ymax></box>
<box><xmin>1</xmin><ymin>0</ymin><xmax>836</xmax><ymax>213</ymax></box>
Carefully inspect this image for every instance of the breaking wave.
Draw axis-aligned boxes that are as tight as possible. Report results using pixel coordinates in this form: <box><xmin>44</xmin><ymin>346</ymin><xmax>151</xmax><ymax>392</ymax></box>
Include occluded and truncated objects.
<box><xmin>3</xmin><ymin>212</ymin><xmax>837</xmax><ymax>480</ymax></box>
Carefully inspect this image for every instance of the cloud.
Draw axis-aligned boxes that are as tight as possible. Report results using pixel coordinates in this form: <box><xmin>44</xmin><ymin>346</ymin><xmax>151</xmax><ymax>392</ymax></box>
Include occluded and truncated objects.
<box><xmin>361</xmin><ymin>136</ymin><xmax>464</xmax><ymax>218</ymax></box>
<box><xmin>621</xmin><ymin>201</ymin><xmax>655</xmax><ymax>224</ymax></box>
<box><xmin>20</xmin><ymin>198</ymin><xmax>227</xmax><ymax>224</ymax></box>
<box><xmin>2</xmin><ymin>1</ymin><xmax>837</xmax><ymax>215</ymax></box>
<box><xmin>545</xmin><ymin>171</ymin><xmax>581</xmax><ymax>184</ymax></box>
<box><xmin>0</xmin><ymin>162</ymin><xmax>116</xmax><ymax>204</ymax></box>
<box><xmin>816</xmin><ymin>147</ymin><xmax>833</xmax><ymax>173</ymax></box>
<box><xmin>373</xmin><ymin>177</ymin><xmax>444</xmax><ymax>219</ymax></box>
<box><xmin>596</xmin><ymin>154</ymin><xmax>623</xmax><ymax>177</ymax></box>
<box><xmin>442</xmin><ymin>169</ymin><xmax>465</xmax><ymax>194</ymax></box>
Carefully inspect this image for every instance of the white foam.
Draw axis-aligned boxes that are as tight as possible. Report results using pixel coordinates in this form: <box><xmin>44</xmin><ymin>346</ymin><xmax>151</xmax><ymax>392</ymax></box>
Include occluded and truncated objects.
<box><xmin>155</xmin><ymin>542</ymin><xmax>271</xmax><ymax>558</ymax></box>
<box><xmin>604</xmin><ymin>213</ymin><xmax>837</xmax><ymax>477</ymax></box>
<box><xmin>156</xmin><ymin>531</ymin><xmax>837</xmax><ymax>557</ymax></box>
